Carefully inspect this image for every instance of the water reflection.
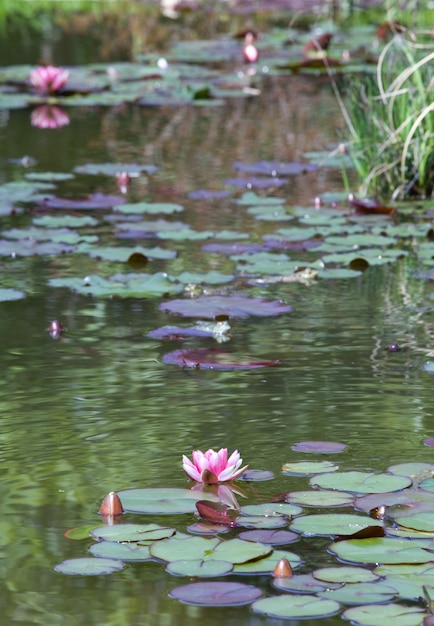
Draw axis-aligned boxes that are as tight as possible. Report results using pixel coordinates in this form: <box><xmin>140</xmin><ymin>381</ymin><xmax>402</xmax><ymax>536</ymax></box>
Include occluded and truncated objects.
<box><xmin>30</xmin><ymin>105</ymin><xmax>70</xmax><ymax>129</ymax></box>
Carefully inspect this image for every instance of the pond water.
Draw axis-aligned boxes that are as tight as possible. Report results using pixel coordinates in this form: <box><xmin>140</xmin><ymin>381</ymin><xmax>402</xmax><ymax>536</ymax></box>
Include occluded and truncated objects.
<box><xmin>2</xmin><ymin>8</ymin><xmax>434</xmax><ymax>626</ymax></box>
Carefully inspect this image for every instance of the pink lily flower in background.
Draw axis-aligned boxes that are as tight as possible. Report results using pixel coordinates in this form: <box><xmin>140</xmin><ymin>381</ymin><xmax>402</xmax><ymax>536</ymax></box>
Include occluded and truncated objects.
<box><xmin>182</xmin><ymin>448</ymin><xmax>248</xmax><ymax>484</ymax></box>
<box><xmin>30</xmin><ymin>65</ymin><xmax>69</xmax><ymax>94</ymax></box>
<box><xmin>31</xmin><ymin>105</ymin><xmax>70</xmax><ymax>129</ymax></box>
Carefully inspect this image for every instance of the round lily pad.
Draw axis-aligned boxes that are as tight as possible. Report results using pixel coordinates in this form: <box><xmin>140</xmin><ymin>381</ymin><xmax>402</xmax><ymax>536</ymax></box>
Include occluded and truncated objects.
<box><xmin>286</xmin><ymin>490</ymin><xmax>354</xmax><ymax>508</ymax></box>
<box><xmin>235</xmin><ymin>514</ymin><xmax>289</xmax><ymax>529</ymax></box>
<box><xmin>238</xmin><ymin>529</ymin><xmax>299</xmax><ymax>545</ymax></box>
<box><xmin>318</xmin><ymin>582</ymin><xmax>397</xmax><ymax>605</ymax></box>
<box><xmin>290</xmin><ymin>514</ymin><xmax>383</xmax><ymax>537</ymax></box>
<box><xmin>169</xmin><ymin>581</ymin><xmax>262</xmax><ymax>606</ymax></box>
<box><xmin>166</xmin><ymin>559</ymin><xmax>233</xmax><ymax>577</ymax></box>
<box><xmin>310</xmin><ymin>471</ymin><xmax>412</xmax><ymax>494</ymax></box>
<box><xmin>233</xmin><ymin>549</ymin><xmax>302</xmax><ymax>575</ymax></box>
<box><xmin>273</xmin><ymin>573</ymin><xmax>335</xmax><ymax>594</ymax></box>
<box><xmin>329</xmin><ymin>537</ymin><xmax>434</xmax><ymax>565</ymax></box>
<box><xmin>117</xmin><ymin>487</ymin><xmax>219</xmax><ymax>514</ymax></box>
<box><xmin>89</xmin><ymin>541</ymin><xmax>152</xmax><ymax>561</ymax></box>
<box><xmin>236</xmin><ymin>469</ymin><xmax>274</xmax><ymax>481</ymax></box>
<box><xmin>394</xmin><ymin>512</ymin><xmax>434</xmax><ymax>532</ymax></box>
<box><xmin>252</xmin><ymin>595</ymin><xmax>341</xmax><ymax>619</ymax></box>
<box><xmin>291</xmin><ymin>440</ymin><xmax>347</xmax><ymax>454</ymax></box>
<box><xmin>240</xmin><ymin>503</ymin><xmax>302</xmax><ymax>517</ymax></box>
<box><xmin>90</xmin><ymin>523</ymin><xmax>175</xmax><ymax>543</ymax></box>
<box><xmin>387</xmin><ymin>463</ymin><xmax>434</xmax><ymax>479</ymax></box>
<box><xmin>0</xmin><ymin>288</ymin><xmax>25</xmax><ymax>301</ymax></box>
<box><xmin>313</xmin><ymin>566</ymin><xmax>381</xmax><ymax>584</ymax></box>
<box><xmin>159</xmin><ymin>295</ymin><xmax>292</xmax><ymax>319</ymax></box>
<box><xmin>282</xmin><ymin>460</ymin><xmax>339</xmax><ymax>476</ymax></box>
<box><xmin>54</xmin><ymin>557</ymin><xmax>125</xmax><ymax>576</ymax></box>
<box><xmin>342</xmin><ymin>603</ymin><xmax>425</xmax><ymax>626</ymax></box>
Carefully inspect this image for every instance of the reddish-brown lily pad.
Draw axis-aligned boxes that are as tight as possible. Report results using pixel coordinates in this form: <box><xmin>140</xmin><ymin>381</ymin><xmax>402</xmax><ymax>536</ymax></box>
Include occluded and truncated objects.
<box><xmin>162</xmin><ymin>348</ymin><xmax>281</xmax><ymax>370</ymax></box>
<box><xmin>159</xmin><ymin>296</ymin><xmax>292</xmax><ymax>319</ymax></box>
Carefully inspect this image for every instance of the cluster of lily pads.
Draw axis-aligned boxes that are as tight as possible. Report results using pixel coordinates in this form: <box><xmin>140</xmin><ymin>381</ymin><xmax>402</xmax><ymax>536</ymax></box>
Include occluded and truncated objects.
<box><xmin>1</xmin><ymin>154</ymin><xmax>434</xmax><ymax>368</ymax></box>
<box><xmin>55</xmin><ymin>440</ymin><xmax>434</xmax><ymax>625</ymax></box>
<box><xmin>0</xmin><ymin>20</ymin><xmax>400</xmax><ymax>116</ymax></box>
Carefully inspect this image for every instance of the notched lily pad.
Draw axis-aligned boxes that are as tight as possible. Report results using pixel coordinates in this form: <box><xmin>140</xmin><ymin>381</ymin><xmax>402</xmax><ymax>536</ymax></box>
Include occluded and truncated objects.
<box><xmin>166</xmin><ymin>559</ymin><xmax>233</xmax><ymax>578</ymax></box>
<box><xmin>169</xmin><ymin>581</ymin><xmax>262</xmax><ymax>606</ymax></box>
<box><xmin>159</xmin><ymin>295</ymin><xmax>292</xmax><ymax>319</ymax></box>
<box><xmin>342</xmin><ymin>603</ymin><xmax>425</xmax><ymax>626</ymax></box>
<box><xmin>252</xmin><ymin>595</ymin><xmax>341</xmax><ymax>619</ymax></box>
<box><xmin>90</xmin><ymin>523</ymin><xmax>175</xmax><ymax>543</ymax></box>
<box><xmin>290</xmin><ymin>514</ymin><xmax>383</xmax><ymax>537</ymax></box>
<box><xmin>282</xmin><ymin>460</ymin><xmax>338</xmax><ymax>476</ymax></box>
<box><xmin>89</xmin><ymin>541</ymin><xmax>152</xmax><ymax>561</ymax></box>
<box><xmin>291</xmin><ymin>440</ymin><xmax>347</xmax><ymax>454</ymax></box>
<box><xmin>41</xmin><ymin>193</ymin><xmax>125</xmax><ymax>210</ymax></box>
<box><xmin>54</xmin><ymin>557</ymin><xmax>125</xmax><ymax>576</ymax></box>
<box><xmin>117</xmin><ymin>487</ymin><xmax>219</xmax><ymax>515</ymax></box>
<box><xmin>310</xmin><ymin>471</ymin><xmax>412</xmax><ymax>494</ymax></box>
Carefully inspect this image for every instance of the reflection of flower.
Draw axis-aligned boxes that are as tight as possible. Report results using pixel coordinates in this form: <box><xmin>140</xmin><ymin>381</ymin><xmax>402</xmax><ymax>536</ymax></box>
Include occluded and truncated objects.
<box><xmin>31</xmin><ymin>106</ymin><xmax>70</xmax><ymax>129</ymax></box>
<box><xmin>183</xmin><ymin>448</ymin><xmax>248</xmax><ymax>484</ymax></box>
<box><xmin>191</xmin><ymin>482</ymin><xmax>247</xmax><ymax>511</ymax></box>
<box><xmin>30</xmin><ymin>65</ymin><xmax>69</xmax><ymax>93</ymax></box>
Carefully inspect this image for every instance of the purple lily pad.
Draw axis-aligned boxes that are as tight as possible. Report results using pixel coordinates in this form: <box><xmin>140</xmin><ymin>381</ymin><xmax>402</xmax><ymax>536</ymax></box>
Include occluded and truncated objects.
<box><xmin>188</xmin><ymin>189</ymin><xmax>231</xmax><ymax>200</ymax></box>
<box><xmin>291</xmin><ymin>441</ymin><xmax>347</xmax><ymax>454</ymax></box>
<box><xmin>233</xmin><ymin>161</ymin><xmax>318</xmax><ymax>176</ymax></box>
<box><xmin>424</xmin><ymin>438</ymin><xmax>434</xmax><ymax>447</ymax></box>
<box><xmin>263</xmin><ymin>237</ymin><xmax>323</xmax><ymax>251</ymax></box>
<box><xmin>159</xmin><ymin>295</ymin><xmax>292</xmax><ymax>319</ymax></box>
<box><xmin>163</xmin><ymin>348</ymin><xmax>281</xmax><ymax>370</ymax></box>
<box><xmin>40</xmin><ymin>193</ymin><xmax>125</xmax><ymax>210</ymax></box>
<box><xmin>238</xmin><ymin>529</ymin><xmax>298</xmax><ymax>545</ymax></box>
<box><xmin>237</xmin><ymin>469</ymin><xmax>275</xmax><ymax>481</ymax></box>
<box><xmin>224</xmin><ymin>177</ymin><xmax>288</xmax><ymax>188</ymax></box>
<box><xmin>169</xmin><ymin>581</ymin><xmax>262</xmax><ymax>606</ymax></box>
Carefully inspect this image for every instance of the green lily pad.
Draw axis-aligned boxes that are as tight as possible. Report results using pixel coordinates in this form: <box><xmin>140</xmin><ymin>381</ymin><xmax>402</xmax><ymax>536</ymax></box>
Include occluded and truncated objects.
<box><xmin>329</xmin><ymin>537</ymin><xmax>434</xmax><ymax>565</ymax></box>
<box><xmin>74</xmin><ymin>162</ymin><xmax>157</xmax><ymax>176</ymax></box>
<box><xmin>157</xmin><ymin>228</ymin><xmax>214</xmax><ymax>241</ymax></box>
<box><xmin>166</xmin><ymin>559</ymin><xmax>233</xmax><ymax>577</ymax></box>
<box><xmin>395</xmin><ymin>513</ymin><xmax>434</xmax><ymax>532</ymax></box>
<box><xmin>117</xmin><ymin>487</ymin><xmax>219</xmax><ymax>515</ymax></box>
<box><xmin>252</xmin><ymin>595</ymin><xmax>341</xmax><ymax>619</ymax></box>
<box><xmin>235</xmin><ymin>191</ymin><xmax>285</xmax><ymax>206</ymax></box>
<box><xmin>0</xmin><ymin>288</ymin><xmax>25</xmax><ymax>301</ymax></box>
<box><xmin>290</xmin><ymin>514</ymin><xmax>383</xmax><ymax>537</ymax></box>
<box><xmin>310</xmin><ymin>471</ymin><xmax>412</xmax><ymax>494</ymax></box>
<box><xmin>172</xmin><ymin>271</ymin><xmax>234</xmax><ymax>285</ymax></box>
<box><xmin>150</xmin><ymin>535</ymin><xmax>271</xmax><ymax>565</ymax></box>
<box><xmin>313</xmin><ymin>566</ymin><xmax>381</xmax><ymax>584</ymax></box>
<box><xmin>48</xmin><ymin>273</ymin><xmax>183</xmax><ymax>298</ymax></box>
<box><xmin>282</xmin><ymin>461</ymin><xmax>339</xmax><ymax>476</ymax></box>
<box><xmin>235</xmin><ymin>515</ymin><xmax>289</xmax><ymax>529</ymax></box>
<box><xmin>387</xmin><ymin>463</ymin><xmax>434</xmax><ymax>480</ymax></box>
<box><xmin>87</xmin><ymin>246</ymin><xmax>176</xmax><ymax>261</ymax></box>
<box><xmin>54</xmin><ymin>557</ymin><xmax>125</xmax><ymax>576</ymax></box>
<box><xmin>89</xmin><ymin>541</ymin><xmax>152</xmax><ymax>561</ymax></box>
<box><xmin>25</xmin><ymin>171</ymin><xmax>74</xmax><ymax>182</ymax></box>
<box><xmin>318</xmin><ymin>268</ymin><xmax>363</xmax><ymax>279</ymax></box>
<box><xmin>115</xmin><ymin>201</ymin><xmax>183</xmax><ymax>215</ymax></box>
<box><xmin>90</xmin><ymin>523</ymin><xmax>176</xmax><ymax>543</ymax></box>
<box><xmin>240</xmin><ymin>503</ymin><xmax>302</xmax><ymax>517</ymax></box>
<box><xmin>33</xmin><ymin>215</ymin><xmax>99</xmax><ymax>228</ymax></box>
<box><xmin>286</xmin><ymin>490</ymin><xmax>354</xmax><ymax>508</ymax></box>
<box><xmin>342</xmin><ymin>603</ymin><xmax>426</xmax><ymax>626</ymax></box>
<box><xmin>233</xmin><ymin>549</ymin><xmax>302</xmax><ymax>574</ymax></box>
<box><xmin>318</xmin><ymin>582</ymin><xmax>397</xmax><ymax>605</ymax></box>
<box><xmin>375</xmin><ymin>564</ymin><xmax>434</xmax><ymax>601</ymax></box>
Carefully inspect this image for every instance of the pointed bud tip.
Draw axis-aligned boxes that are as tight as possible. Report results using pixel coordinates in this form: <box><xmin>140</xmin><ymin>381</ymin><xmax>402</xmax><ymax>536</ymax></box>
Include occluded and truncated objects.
<box><xmin>273</xmin><ymin>558</ymin><xmax>293</xmax><ymax>578</ymax></box>
<box><xmin>99</xmin><ymin>491</ymin><xmax>124</xmax><ymax>516</ymax></box>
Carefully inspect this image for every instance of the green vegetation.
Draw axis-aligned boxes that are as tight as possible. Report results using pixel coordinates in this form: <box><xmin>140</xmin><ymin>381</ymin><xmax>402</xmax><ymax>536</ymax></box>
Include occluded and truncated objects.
<box><xmin>339</xmin><ymin>32</ymin><xmax>433</xmax><ymax>199</ymax></box>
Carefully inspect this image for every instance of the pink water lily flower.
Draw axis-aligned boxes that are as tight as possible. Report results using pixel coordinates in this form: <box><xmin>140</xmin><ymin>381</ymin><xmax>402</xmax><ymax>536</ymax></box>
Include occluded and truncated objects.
<box><xmin>30</xmin><ymin>65</ymin><xmax>69</xmax><ymax>93</ymax></box>
<box><xmin>182</xmin><ymin>448</ymin><xmax>248</xmax><ymax>484</ymax></box>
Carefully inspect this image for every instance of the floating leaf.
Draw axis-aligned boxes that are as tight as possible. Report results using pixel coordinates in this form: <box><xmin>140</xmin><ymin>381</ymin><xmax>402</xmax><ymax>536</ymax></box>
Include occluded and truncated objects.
<box><xmin>90</xmin><ymin>523</ymin><xmax>176</xmax><ymax>543</ymax></box>
<box><xmin>291</xmin><ymin>441</ymin><xmax>347</xmax><ymax>454</ymax></box>
<box><xmin>313</xmin><ymin>566</ymin><xmax>381</xmax><ymax>584</ymax></box>
<box><xmin>115</xmin><ymin>201</ymin><xmax>183</xmax><ymax>215</ymax></box>
<box><xmin>375</xmin><ymin>564</ymin><xmax>434</xmax><ymax>601</ymax></box>
<box><xmin>329</xmin><ymin>537</ymin><xmax>434</xmax><ymax>565</ymax></box>
<box><xmin>233</xmin><ymin>549</ymin><xmax>302</xmax><ymax>574</ymax></box>
<box><xmin>167</xmin><ymin>559</ymin><xmax>233</xmax><ymax>577</ymax></box>
<box><xmin>74</xmin><ymin>162</ymin><xmax>157</xmax><ymax>176</ymax></box>
<box><xmin>233</xmin><ymin>160</ymin><xmax>318</xmax><ymax>176</ymax></box>
<box><xmin>117</xmin><ymin>487</ymin><xmax>219</xmax><ymax>515</ymax></box>
<box><xmin>286</xmin><ymin>490</ymin><xmax>354</xmax><ymax>508</ymax></box>
<box><xmin>282</xmin><ymin>461</ymin><xmax>339</xmax><ymax>476</ymax></box>
<box><xmin>342</xmin><ymin>603</ymin><xmax>425</xmax><ymax>626</ymax></box>
<box><xmin>238</xmin><ymin>529</ymin><xmax>299</xmax><ymax>545</ymax></box>
<box><xmin>237</xmin><ymin>469</ymin><xmax>274</xmax><ymax>481</ymax></box>
<box><xmin>159</xmin><ymin>295</ymin><xmax>292</xmax><ymax>319</ymax></box>
<box><xmin>240</xmin><ymin>503</ymin><xmax>302</xmax><ymax>517</ymax></box>
<box><xmin>87</xmin><ymin>246</ymin><xmax>176</xmax><ymax>262</ymax></box>
<box><xmin>89</xmin><ymin>541</ymin><xmax>152</xmax><ymax>561</ymax></box>
<box><xmin>0</xmin><ymin>288</ymin><xmax>25</xmax><ymax>301</ymax></box>
<box><xmin>64</xmin><ymin>525</ymin><xmax>98</xmax><ymax>540</ymax></box>
<box><xmin>235</xmin><ymin>191</ymin><xmax>285</xmax><ymax>206</ymax></box>
<box><xmin>273</xmin><ymin>573</ymin><xmax>337</xmax><ymax>594</ymax></box>
<box><xmin>311</xmin><ymin>471</ymin><xmax>412</xmax><ymax>493</ymax></box>
<box><xmin>290</xmin><ymin>514</ymin><xmax>383</xmax><ymax>537</ymax></box>
<box><xmin>252</xmin><ymin>595</ymin><xmax>341</xmax><ymax>619</ymax></box>
<box><xmin>41</xmin><ymin>193</ymin><xmax>125</xmax><ymax>210</ymax></box>
<box><xmin>235</xmin><ymin>515</ymin><xmax>289</xmax><ymax>529</ymax></box>
<box><xmin>169</xmin><ymin>581</ymin><xmax>262</xmax><ymax>606</ymax></box>
<box><xmin>54</xmin><ymin>557</ymin><xmax>125</xmax><ymax>576</ymax></box>
<box><xmin>49</xmin><ymin>273</ymin><xmax>182</xmax><ymax>298</ymax></box>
